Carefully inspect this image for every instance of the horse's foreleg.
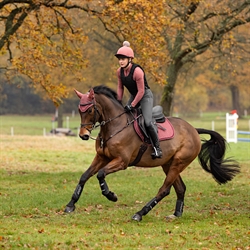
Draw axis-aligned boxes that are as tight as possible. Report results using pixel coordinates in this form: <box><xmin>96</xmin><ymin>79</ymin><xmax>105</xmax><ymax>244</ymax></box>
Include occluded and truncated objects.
<box><xmin>97</xmin><ymin>168</ymin><xmax>118</xmax><ymax>202</ymax></box>
<box><xmin>97</xmin><ymin>157</ymin><xmax>126</xmax><ymax>202</ymax></box>
<box><xmin>64</xmin><ymin>168</ymin><xmax>91</xmax><ymax>213</ymax></box>
<box><xmin>64</xmin><ymin>155</ymin><xmax>108</xmax><ymax>213</ymax></box>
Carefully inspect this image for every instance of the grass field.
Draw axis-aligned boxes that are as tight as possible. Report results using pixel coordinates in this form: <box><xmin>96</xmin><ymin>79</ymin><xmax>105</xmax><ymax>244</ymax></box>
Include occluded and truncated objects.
<box><xmin>0</xmin><ymin>114</ymin><xmax>249</xmax><ymax>249</ymax></box>
<box><xmin>0</xmin><ymin>112</ymin><xmax>250</xmax><ymax>137</ymax></box>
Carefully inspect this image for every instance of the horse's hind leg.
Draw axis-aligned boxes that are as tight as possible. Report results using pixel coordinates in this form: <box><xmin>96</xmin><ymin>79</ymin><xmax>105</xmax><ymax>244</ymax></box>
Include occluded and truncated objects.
<box><xmin>132</xmin><ymin>168</ymin><xmax>177</xmax><ymax>222</ymax></box>
<box><xmin>132</xmin><ymin>170</ymin><xmax>186</xmax><ymax>222</ymax></box>
<box><xmin>166</xmin><ymin>174</ymin><xmax>186</xmax><ymax>220</ymax></box>
<box><xmin>132</xmin><ymin>180</ymin><xmax>172</xmax><ymax>222</ymax></box>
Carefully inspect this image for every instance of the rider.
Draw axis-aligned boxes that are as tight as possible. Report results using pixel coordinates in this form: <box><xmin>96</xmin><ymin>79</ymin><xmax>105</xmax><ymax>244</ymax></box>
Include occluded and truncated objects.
<box><xmin>115</xmin><ymin>41</ymin><xmax>162</xmax><ymax>159</ymax></box>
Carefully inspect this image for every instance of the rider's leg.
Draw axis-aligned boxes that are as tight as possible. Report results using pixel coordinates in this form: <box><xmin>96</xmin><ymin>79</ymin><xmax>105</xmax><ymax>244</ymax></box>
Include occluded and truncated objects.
<box><xmin>146</xmin><ymin>122</ymin><xmax>162</xmax><ymax>158</ymax></box>
<box><xmin>140</xmin><ymin>89</ymin><xmax>162</xmax><ymax>159</ymax></box>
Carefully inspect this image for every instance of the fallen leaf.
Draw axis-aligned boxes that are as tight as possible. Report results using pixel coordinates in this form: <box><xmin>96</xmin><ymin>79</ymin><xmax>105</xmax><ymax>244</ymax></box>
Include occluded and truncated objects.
<box><xmin>38</xmin><ymin>228</ymin><xmax>44</xmax><ymax>233</ymax></box>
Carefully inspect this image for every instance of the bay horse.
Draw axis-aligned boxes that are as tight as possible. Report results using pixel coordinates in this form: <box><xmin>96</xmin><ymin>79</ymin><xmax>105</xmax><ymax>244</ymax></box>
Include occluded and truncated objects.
<box><xmin>64</xmin><ymin>85</ymin><xmax>240</xmax><ymax>221</ymax></box>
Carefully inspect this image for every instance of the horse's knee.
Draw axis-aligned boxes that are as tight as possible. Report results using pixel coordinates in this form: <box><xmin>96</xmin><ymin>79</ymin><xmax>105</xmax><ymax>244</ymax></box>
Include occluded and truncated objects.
<box><xmin>157</xmin><ymin>188</ymin><xmax>171</xmax><ymax>200</ymax></box>
<box><xmin>162</xmin><ymin>189</ymin><xmax>171</xmax><ymax>197</ymax></box>
<box><xmin>97</xmin><ymin>169</ymin><xmax>105</xmax><ymax>180</ymax></box>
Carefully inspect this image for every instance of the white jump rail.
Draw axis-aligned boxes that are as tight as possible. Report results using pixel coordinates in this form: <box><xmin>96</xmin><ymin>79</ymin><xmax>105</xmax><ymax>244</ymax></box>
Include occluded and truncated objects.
<box><xmin>238</xmin><ymin>130</ymin><xmax>250</xmax><ymax>142</ymax></box>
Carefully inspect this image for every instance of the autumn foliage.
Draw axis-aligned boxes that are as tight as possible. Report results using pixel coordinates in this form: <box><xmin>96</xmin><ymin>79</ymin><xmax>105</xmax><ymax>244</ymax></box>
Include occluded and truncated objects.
<box><xmin>0</xmin><ymin>0</ymin><xmax>249</xmax><ymax>114</ymax></box>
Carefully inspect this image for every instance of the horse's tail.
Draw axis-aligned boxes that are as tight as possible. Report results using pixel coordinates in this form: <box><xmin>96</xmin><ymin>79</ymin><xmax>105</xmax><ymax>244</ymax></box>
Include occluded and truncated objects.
<box><xmin>196</xmin><ymin>128</ymin><xmax>240</xmax><ymax>184</ymax></box>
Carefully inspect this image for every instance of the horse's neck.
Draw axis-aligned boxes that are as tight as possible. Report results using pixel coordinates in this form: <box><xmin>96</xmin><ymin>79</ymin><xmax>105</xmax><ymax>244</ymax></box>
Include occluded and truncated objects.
<box><xmin>97</xmin><ymin>95</ymin><xmax>125</xmax><ymax>125</ymax></box>
<box><xmin>96</xmin><ymin>95</ymin><xmax>133</xmax><ymax>142</ymax></box>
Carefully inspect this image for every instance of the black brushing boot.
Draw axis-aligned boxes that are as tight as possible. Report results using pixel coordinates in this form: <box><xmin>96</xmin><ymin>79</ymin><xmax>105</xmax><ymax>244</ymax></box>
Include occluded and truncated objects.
<box><xmin>146</xmin><ymin>122</ymin><xmax>162</xmax><ymax>159</ymax></box>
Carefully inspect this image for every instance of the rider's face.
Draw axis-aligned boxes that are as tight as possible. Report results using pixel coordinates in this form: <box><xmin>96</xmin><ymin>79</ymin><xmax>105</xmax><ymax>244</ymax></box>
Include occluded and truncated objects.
<box><xmin>118</xmin><ymin>57</ymin><xmax>130</xmax><ymax>68</ymax></box>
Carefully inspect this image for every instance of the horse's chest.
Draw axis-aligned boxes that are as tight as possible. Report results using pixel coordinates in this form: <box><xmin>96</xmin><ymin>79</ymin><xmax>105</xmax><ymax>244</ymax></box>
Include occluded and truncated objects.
<box><xmin>96</xmin><ymin>141</ymin><xmax>131</xmax><ymax>160</ymax></box>
<box><xmin>96</xmin><ymin>146</ymin><xmax>110</xmax><ymax>157</ymax></box>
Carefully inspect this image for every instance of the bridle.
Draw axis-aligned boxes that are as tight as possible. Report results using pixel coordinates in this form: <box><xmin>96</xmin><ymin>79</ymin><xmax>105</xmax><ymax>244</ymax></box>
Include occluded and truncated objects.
<box><xmin>79</xmin><ymin>101</ymin><xmax>142</xmax><ymax>144</ymax></box>
<box><xmin>79</xmin><ymin>102</ymin><xmax>101</xmax><ymax>133</ymax></box>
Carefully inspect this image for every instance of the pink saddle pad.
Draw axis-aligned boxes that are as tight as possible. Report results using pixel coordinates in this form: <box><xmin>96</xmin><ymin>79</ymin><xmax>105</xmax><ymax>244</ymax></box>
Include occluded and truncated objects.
<box><xmin>134</xmin><ymin>118</ymin><xmax>174</xmax><ymax>142</ymax></box>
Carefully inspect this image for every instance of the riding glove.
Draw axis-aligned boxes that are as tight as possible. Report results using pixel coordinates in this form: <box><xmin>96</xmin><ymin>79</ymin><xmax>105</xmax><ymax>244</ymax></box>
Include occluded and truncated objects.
<box><xmin>124</xmin><ymin>104</ymin><xmax>134</xmax><ymax>112</ymax></box>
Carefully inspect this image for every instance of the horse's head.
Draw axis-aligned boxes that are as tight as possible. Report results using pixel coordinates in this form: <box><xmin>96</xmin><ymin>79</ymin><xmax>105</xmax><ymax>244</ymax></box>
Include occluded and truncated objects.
<box><xmin>75</xmin><ymin>88</ymin><xmax>99</xmax><ymax>140</ymax></box>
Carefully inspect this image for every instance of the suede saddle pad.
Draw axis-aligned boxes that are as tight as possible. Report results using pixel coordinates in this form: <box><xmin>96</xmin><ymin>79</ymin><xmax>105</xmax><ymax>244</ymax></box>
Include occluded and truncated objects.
<box><xmin>133</xmin><ymin>113</ymin><xmax>175</xmax><ymax>143</ymax></box>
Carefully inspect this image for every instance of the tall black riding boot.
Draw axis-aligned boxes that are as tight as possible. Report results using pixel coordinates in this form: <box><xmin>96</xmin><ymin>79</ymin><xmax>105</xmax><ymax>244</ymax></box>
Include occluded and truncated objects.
<box><xmin>146</xmin><ymin>122</ymin><xmax>162</xmax><ymax>159</ymax></box>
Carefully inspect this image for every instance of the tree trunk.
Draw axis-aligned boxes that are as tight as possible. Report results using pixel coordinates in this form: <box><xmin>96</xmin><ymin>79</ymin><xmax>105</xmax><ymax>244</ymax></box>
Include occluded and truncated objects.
<box><xmin>160</xmin><ymin>63</ymin><xmax>180</xmax><ymax>116</ymax></box>
<box><xmin>57</xmin><ymin>105</ymin><xmax>63</xmax><ymax>128</ymax></box>
<box><xmin>229</xmin><ymin>85</ymin><xmax>241</xmax><ymax>117</ymax></box>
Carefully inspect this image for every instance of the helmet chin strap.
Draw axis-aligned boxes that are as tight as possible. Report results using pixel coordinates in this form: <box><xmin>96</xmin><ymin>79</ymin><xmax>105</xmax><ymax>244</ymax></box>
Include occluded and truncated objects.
<box><xmin>121</xmin><ymin>58</ymin><xmax>131</xmax><ymax>68</ymax></box>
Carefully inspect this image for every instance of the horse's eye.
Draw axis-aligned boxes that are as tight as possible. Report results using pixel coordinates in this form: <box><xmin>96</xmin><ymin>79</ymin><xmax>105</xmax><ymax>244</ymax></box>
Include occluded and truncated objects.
<box><xmin>88</xmin><ymin>108</ymin><xmax>92</xmax><ymax>114</ymax></box>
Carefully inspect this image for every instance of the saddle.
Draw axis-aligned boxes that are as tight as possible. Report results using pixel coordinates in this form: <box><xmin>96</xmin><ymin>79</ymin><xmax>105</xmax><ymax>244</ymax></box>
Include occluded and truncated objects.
<box><xmin>128</xmin><ymin>106</ymin><xmax>174</xmax><ymax>166</ymax></box>
<box><xmin>133</xmin><ymin>105</ymin><xmax>175</xmax><ymax>143</ymax></box>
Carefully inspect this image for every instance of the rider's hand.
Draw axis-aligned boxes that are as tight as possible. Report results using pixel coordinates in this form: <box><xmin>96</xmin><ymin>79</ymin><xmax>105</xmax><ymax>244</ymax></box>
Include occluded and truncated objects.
<box><xmin>124</xmin><ymin>104</ymin><xmax>134</xmax><ymax>112</ymax></box>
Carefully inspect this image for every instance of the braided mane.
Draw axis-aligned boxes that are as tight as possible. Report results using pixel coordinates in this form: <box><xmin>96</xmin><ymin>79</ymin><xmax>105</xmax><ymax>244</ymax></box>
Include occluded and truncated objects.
<box><xmin>92</xmin><ymin>85</ymin><xmax>123</xmax><ymax>107</ymax></box>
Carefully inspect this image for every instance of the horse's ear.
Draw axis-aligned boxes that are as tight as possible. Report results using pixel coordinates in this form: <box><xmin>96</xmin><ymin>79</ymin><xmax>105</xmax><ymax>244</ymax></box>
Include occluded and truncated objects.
<box><xmin>74</xmin><ymin>89</ymin><xmax>84</xmax><ymax>99</ymax></box>
<box><xmin>88</xmin><ymin>88</ymin><xmax>95</xmax><ymax>101</ymax></box>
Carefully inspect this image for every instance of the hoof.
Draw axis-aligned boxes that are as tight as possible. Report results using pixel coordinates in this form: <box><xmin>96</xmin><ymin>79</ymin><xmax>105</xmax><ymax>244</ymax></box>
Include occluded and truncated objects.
<box><xmin>166</xmin><ymin>214</ymin><xmax>178</xmax><ymax>221</ymax></box>
<box><xmin>64</xmin><ymin>205</ymin><xmax>75</xmax><ymax>213</ymax></box>
<box><xmin>106</xmin><ymin>192</ymin><xmax>118</xmax><ymax>202</ymax></box>
<box><xmin>132</xmin><ymin>213</ymin><xmax>142</xmax><ymax>222</ymax></box>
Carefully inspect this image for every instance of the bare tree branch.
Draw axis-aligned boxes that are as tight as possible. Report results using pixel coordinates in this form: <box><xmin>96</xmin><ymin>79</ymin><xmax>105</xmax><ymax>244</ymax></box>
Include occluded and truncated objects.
<box><xmin>177</xmin><ymin>2</ymin><xmax>250</xmax><ymax>64</ymax></box>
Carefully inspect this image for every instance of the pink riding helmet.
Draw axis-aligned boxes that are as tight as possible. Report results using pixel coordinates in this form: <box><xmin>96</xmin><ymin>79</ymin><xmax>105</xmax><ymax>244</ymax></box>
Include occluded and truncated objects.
<box><xmin>115</xmin><ymin>41</ymin><xmax>134</xmax><ymax>58</ymax></box>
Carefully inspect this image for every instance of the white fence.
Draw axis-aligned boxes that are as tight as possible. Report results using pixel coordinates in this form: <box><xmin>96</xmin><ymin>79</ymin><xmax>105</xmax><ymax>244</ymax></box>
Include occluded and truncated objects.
<box><xmin>226</xmin><ymin>113</ymin><xmax>250</xmax><ymax>143</ymax></box>
<box><xmin>226</xmin><ymin>113</ymin><xmax>238</xmax><ymax>143</ymax></box>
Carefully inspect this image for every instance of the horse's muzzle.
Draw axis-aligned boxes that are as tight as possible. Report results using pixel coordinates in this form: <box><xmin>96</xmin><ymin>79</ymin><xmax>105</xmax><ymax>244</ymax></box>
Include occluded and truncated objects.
<box><xmin>79</xmin><ymin>127</ymin><xmax>90</xmax><ymax>140</ymax></box>
<box><xmin>79</xmin><ymin>134</ymin><xmax>89</xmax><ymax>140</ymax></box>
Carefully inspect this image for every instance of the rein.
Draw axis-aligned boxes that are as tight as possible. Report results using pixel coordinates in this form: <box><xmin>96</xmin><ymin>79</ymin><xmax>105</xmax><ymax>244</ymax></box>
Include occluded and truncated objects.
<box><xmin>101</xmin><ymin>113</ymin><xmax>141</xmax><ymax>146</ymax></box>
<box><xmin>80</xmin><ymin>101</ymin><xmax>141</xmax><ymax>144</ymax></box>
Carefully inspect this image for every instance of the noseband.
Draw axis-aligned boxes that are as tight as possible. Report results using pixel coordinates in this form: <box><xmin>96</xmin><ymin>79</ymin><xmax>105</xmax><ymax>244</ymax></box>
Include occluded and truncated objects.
<box><xmin>79</xmin><ymin>102</ymin><xmax>101</xmax><ymax>132</ymax></box>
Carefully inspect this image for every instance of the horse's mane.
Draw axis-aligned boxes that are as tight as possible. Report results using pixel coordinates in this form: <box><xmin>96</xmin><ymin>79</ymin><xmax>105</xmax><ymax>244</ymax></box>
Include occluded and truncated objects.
<box><xmin>92</xmin><ymin>85</ymin><xmax>123</xmax><ymax>107</ymax></box>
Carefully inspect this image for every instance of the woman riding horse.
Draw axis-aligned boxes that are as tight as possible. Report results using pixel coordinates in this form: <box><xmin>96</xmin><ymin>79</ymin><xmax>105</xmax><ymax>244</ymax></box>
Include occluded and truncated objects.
<box><xmin>115</xmin><ymin>41</ymin><xmax>162</xmax><ymax>159</ymax></box>
<box><xmin>64</xmin><ymin>85</ymin><xmax>240</xmax><ymax>222</ymax></box>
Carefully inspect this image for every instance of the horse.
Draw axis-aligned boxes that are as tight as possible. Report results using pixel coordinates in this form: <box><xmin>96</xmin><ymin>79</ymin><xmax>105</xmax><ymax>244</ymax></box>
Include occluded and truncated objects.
<box><xmin>64</xmin><ymin>85</ymin><xmax>240</xmax><ymax>221</ymax></box>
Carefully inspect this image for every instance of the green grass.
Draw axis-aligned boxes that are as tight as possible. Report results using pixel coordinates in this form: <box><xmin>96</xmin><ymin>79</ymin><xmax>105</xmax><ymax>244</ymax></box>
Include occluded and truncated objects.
<box><xmin>0</xmin><ymin>157</ymin><xmax>249</xmax><ymax>249</ymax></box>
<box><xmin>0</xmin><ymin>114</ymin><xmax>250</xmax><ymax>249</ymax></box>
<box><xmin>0</xmin><ymin>114</ymin><xmax>81</xmax><ymax>136</ymax></box>
<box><xmin>1</xmin><ymin>112</ymin><xmax>249</xmax><ymax>138</ymax></box>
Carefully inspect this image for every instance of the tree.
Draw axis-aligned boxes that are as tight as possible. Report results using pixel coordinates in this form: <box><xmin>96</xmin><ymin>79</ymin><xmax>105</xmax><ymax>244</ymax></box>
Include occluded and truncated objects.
<box><xmin>173</xmin><ymin>79</ymin><xmax>209</xmax><ymax>116</ymax></box>
<box><xmin>0</xmin><ymin>0</ymin><xmax>92</xmax><ymax>105</ymax></box>
<box><xmin>1</xmin><ymin>0</ymin><xmax>249</xmax><ymax>118</ymax></box>
<box><xmin>95</xmin><ymin>0</ymin><xmax>250</xmax><ymax>115</ymax></box>
<box><xmin>191</xmin><ymin>23</ymin><xmax>250</xmax><ymax>116</ymax></box>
